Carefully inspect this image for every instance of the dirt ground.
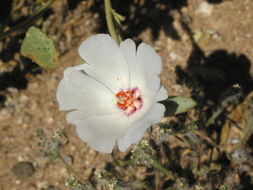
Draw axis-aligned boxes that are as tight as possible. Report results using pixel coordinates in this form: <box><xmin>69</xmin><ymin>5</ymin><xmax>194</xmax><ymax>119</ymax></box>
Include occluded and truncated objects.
<box><xmin>0</xmin><ymin>0</ymin><xmax>253</xmax><ymax>189</ymax></box>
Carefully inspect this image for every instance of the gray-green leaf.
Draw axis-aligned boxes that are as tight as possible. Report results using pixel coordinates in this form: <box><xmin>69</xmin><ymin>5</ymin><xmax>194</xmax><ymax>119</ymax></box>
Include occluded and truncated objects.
<box><xmin>21</xmin><ymin>26</ymin><xmax>58</xmax><ymax>69</ymax></box>
<box><xmin>162</xmin><ymin>96</ymin><xmax>196</xmax><ymax>116</ymax></box>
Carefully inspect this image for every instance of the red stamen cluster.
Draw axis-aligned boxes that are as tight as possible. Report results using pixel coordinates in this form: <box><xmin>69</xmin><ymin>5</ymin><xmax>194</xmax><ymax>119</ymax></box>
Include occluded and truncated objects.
<box><xmin>115</xmin><ymin>87</ymin><xmax>143</xmax><ymax>115</ymax></box>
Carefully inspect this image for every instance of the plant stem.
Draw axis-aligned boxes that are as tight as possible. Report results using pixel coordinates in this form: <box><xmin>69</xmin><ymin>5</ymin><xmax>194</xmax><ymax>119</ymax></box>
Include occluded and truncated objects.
<box><xmin>238</xmin><ymin>111</ymin><xmax>253</xmax><ymax>149</ymax></box>
<box><xmin>119</xmin><ymin>159</ymin><xmax>136</xmax><ymax>166</ymax></box>
<box><xmin>57</xmin><ymin>152</ymin><xmax>86</xmax><ymax>185</ymax></box>
<box><xmin>0</xmin><ymin>0</ymin><xmax>54</xmax><ymax>41</ymax></box>
<box><xmin>111</xmin><ymin>9</ymin><xmax>125</xmax><ymax>22</ymax></box>
<box><xmin>104</xmin><ymin>0</ymin><xmax>119</xmax><ymax>43</ymax></box>
<box><xmin>205</xmin><ymin>107</ymin><xmax>224</xmax><ymax>127</ymax></box>
<box><xmin>151</xmin><ymin>160</ymin><xmax>174</xmax><ymax>179</ymax></box>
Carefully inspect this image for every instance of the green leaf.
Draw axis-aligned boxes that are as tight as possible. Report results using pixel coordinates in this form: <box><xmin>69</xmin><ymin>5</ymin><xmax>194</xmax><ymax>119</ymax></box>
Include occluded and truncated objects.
<box><xmin>162</xmin><ymin>96</ymin><xmax>196</xmax><ymax>116</ymax></box>
<box><xmin>21</xmin><ymin>26</ymin><xmax>58</xmax><ymax>69</ymax></box>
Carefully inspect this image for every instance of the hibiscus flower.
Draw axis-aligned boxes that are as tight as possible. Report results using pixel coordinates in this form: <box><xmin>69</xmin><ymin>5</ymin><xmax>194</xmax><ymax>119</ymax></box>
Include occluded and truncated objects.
<box><xmin>56</xmin><ymin>34</ymin><xmax>168</xmax><ymax>153</ymax></box>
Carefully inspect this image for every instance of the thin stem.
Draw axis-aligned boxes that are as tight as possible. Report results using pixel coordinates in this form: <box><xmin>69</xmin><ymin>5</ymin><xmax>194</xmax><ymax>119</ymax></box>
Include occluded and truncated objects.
<box><xmin>57</xmin><ymin>152</ymin><xmax>86</xmax><ymax>185</ymax></box>
<box><xmin>0</xmin><ymin>0</ymin><xmax>54</xmax><ymax>41</ymax></box>
<box><xmin>120</xmin><ymin>158</ymin><xmax>175</xmax><ymax>180</ymax></box>
<box><xmin>205</xmin><ymin>107</ymin><xmax>224</xmax><ymax>127</ymax></box>
<box><xmin>238</xmin><ymin>111</ymin><xmax>253</xmax><ymax>149</ymax></box>
<box><xmin>119</xmin><ymin>159</ymin><xmax>136</xmax><ymax>166</ymax></box>
<box><xmin>151</xmin><ymin>160</ymin><xmax>174</xmax><ymax>179</ymax></box>
<box><xmin>111</xmin><ymin>9</ymin><xmax>125</xmax><ymax>22</ymax></box>
<box><xmin>104</xmin><ymin>0</ymin><xmax>119</xmax><ymax>43</ymax></box>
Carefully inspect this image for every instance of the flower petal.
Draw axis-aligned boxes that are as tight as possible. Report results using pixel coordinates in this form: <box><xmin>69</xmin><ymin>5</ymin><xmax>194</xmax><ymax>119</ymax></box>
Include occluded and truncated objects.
<box><xmin>76</xmin><ymin>125</ymin><xmax>115</xmax><ymax>153</ymax></box>
<box><xmin>117</xmin><ymin>103</ymin><xmax>165</xmax><ymax>152</ymax></box>
<box><xmin>136</xmin><ymin>43</ymin><xmax>162</xmax><ymax>93</ymax></box>
<box><xmin>120</xmin><ymin>39</ymin><xmax>162</xmax><ymax>97</ymax></box>
<box><xmin>78</xmin><ymin>34</ymin><xmax>129</xmax><ymax>93</ymax></box>
<box><xmin>56</xmin><ymin>65</ymin><xmax>116</xmax><ymax>115</ymax></box>
<box><xmin>137</xmin><ymin>43</ymin><xmax>162</xmax><ymax>75</ymax></box>
<box><xmin>63</xmin><ymin>63</ymin><xmax>86</xmax><ymax>78</ymax></box>
<box><xmin>75</xmin><ymin>113</ymin><xmax>127</xmax><ymax>153</ymax></box>
<box><xmin>156</xmin><ymin>85</ymin><xmax>168</xmax><ymax>102</ymax></box>
<box><xmin>119</xmin><ymin>38</ymin><xmax>136</xmax><ymax>65</ymax></box>
<box><xmin>66</xmin><ymin>110</ymin><xmax>91</xmax><ymax>123</ymax></box>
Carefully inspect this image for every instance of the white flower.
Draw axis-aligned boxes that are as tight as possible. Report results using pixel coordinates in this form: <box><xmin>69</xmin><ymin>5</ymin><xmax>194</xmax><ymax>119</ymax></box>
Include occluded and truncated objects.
<box><xmin>56</xmin><ymin>34</ymin><xmax>168</xmax><ymax>153</ymax></box>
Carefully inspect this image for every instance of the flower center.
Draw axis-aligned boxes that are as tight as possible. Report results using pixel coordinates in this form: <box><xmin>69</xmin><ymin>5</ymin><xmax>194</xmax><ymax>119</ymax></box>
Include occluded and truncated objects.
<box><xmin>115</xmin><ymin>87</ymin><xmax>143</xmax><ymax>116</ymax></box>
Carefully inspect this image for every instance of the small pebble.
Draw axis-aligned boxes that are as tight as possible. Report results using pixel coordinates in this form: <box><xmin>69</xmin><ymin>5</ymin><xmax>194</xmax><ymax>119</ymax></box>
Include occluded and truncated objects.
<box><xmin>169</xmin><ymin>52</ymin><xmax>183</xmax><ymax>60</ymax></box>
<box><xmin>11</xmin><ymin>161</ymin><xmax>35</xmax><ymax>179</ymax></box>
<box><xmin>196</xmin><ymin>2</ymin><xmax>213</xmax><ymax>16</ymax></box>
<box><xmin>48</xmin><ymin>185</ymin><xmax>57</xmax><ymax>190</ymax></box>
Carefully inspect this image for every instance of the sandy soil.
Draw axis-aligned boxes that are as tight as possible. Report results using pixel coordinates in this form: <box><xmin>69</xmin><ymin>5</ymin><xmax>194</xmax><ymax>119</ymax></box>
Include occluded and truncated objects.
<box><xmin>0</xmin><ymin>0</ymin><xmax>253</xmax><ymax>189</ymax></box>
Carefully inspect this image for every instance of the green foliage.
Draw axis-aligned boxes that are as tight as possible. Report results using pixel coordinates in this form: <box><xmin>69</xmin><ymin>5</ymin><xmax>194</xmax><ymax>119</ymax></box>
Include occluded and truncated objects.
<box><xmin>21</xmin><ymin>26</ymin><xmax>58</xmax><ymax>69</ymax></box>
<box><xmin>131</xmin><ymin>141</ymin><xmax>155</xmax><ymax>167</ymax></box>
<box><xmin>163</xmin><ymin>96</ymin><xmax>196</xmax><ymax>116</ymax></box>
<box><xmin>67</xmin><ymin>177</ymin><xmax>94</xmax><ymax>190</ymax></box>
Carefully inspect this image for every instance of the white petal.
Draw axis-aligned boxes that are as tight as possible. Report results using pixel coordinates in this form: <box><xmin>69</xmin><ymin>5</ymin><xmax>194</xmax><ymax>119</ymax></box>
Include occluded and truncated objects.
<box><xmin>120</xmin><ymin>39</ymin><xmax>163</xmax><ymax>97</ymax></box>
<box><xmin>136</xmin><ymin>43</ymin><xmax>162</xmax><ymax>93</ymax></box>
<box><xmin>75</xmin><ymin>113</ymin><xmax>127</xmax><ymax>153</ymax></box>
<box><xmin>66</xmin><ymin>110</ymin><xmax>91</xmax><ymax>123</ymax></box>
<box><xmin>56</xmin><ymin>66</ymin><xmax>116</xmax><ymax>115</ymax></box>
<box><xmin>119</xmin><ymin>38</ymin><xmax>141</xmax><ymax>90</ymax></box>
<box><xmin>63</xmin><ymin>63</ymin><xmax>87</xmax><ymax>77</ymax></box>
<box><xmin>137</xmin><ymin>43</ymin><xmax>162</xmax><ymax>75</ymax></box>
<box><xmin>78</xmin><ymin>34</ymin><xmax>129</xmax><ymax>93</ymax></box>
<box><xmin>156</xmin><ymin>85</ymin><xmax>168</xmax><ymax>102</ymax></box>
<box><xmin>120</xmin><ymin>38</ymin><xmax>136</xmax><ymax>64</ymax></box>
<box><xmin>76</xmin><ymin>125</ymin><xmax>115</xmax><ymax>153</ymax></box>
<box><xmin>117</xmin><ymin>137</ymin><xmax>131</xmax><ymax>152</ymax></box>
<box><xmin>117</xmin><ymin>103</ymin><xmax>165</xmax><ymax>152</ymax></box>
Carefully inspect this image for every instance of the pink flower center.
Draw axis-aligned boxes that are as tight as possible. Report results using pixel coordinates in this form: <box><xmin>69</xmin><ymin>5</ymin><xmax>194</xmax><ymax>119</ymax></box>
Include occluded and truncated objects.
<box><xmin>115</xmin><ymin>87</ymin><xmax>143</xmax><ymax>115</ymax></box>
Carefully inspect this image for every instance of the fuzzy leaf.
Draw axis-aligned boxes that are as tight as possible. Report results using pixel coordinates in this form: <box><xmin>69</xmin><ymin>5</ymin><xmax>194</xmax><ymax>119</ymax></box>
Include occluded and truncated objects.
<box><xmin>163</xmin><ymin>96</ymin><xmax>196</xmax><ymax>116</ymax></box>
<box><xmin>21</xmin><ymin>27</ymin><xmax>58</xmax><ymax>69</ymax></box>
